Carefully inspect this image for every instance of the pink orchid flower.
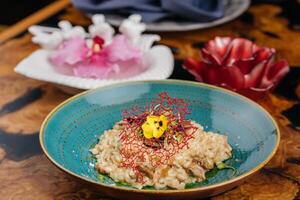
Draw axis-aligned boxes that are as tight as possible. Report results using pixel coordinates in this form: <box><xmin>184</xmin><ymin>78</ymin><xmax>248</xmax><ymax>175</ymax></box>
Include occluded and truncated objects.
<box><xmin>49</xmin><ymin>34</ymin><xmax>145</xmax><ymax>79</ymax></box>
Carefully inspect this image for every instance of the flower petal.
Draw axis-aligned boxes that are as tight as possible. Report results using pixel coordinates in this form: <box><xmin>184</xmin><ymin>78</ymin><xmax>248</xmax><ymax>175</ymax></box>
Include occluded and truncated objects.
<box><xmin>234</xmin><ymin>58</ymin><xmax>254</xmax><ymax>74</ymax></box>
<box><xmin>153</xmin><ymin>129</ymin><xmax>164</xmax><ymax>139</ymax></box>
<box><xmin>204</xmin><ymin>37</ymin><xmax>232</xmax><ymax>64</ymax></box>
<box><xmin>253</xmin><ymin>47</ymin><xmax>274</xmax><ymax>66</ymax></box>
<box><xmin>238</xmin><ymin>87</ymin><xmax>271</xmax><ymax>100</ymax></box>
<box><xmin>201</xmin><ymin>48</ymin><xmax>222</xmax><ymax>65</ymax></box>
<box><xmin>204</xmin><ymin>64</ymin><xmax>245</xmax><ymax>90</ymax></box>
<box><xmin>234</xmin><ymin>47</ymin><xmax>273</xmax><ymax>77</ymax></box>
<box><xmin>73</xmin><ymin>52</ymin><xmax>113</xmax><ymax>79</ymax></box>
<box><xmin>74</xmin><ymin>65</ymin><xmax>113</xmax><ymax>79</ymax></box>
<box><xmin>105</xmin><ymin>35</ymin><xmax>142</xmax><ymax>62</ymax></box>
<box><xmin>224</xmin><ymin>38</ymin><xmax>255</xmax><ymax>66</ymax></box>
<box><xmin>49</xmin><ymin>36</ymin><xmax>88</xmax><ymax>66</ymax></box>
<box><xmin>183</xmin><ymin>58</ymin><xmax>204</xmax><ymax>81</ymax></box>
<box><xmin>244</xmin><ymin>61</ymin><xmax>267</xmax><ymax>88</ymax></box>
<box><xmin>107</xmin><ymin>60</ymin><xmax>145</xmax><ymax>79</ymax></box>
<box><xmin>260</xmin><ymin>59</ymin><xmax>289</xmax><ymax>88</ymax></box>
<box><xmin>268</xmin><ymin>59</ymin><xmax>289</xmax><ymax>80</ymax></box>
<box><xmin>103</xmin><ymin>34</ymin><xmax>146</xmax><ymax>78</ymax></box>
<box><xmin>142</xmin><ymin>122</ymin><xmax>154</xmax><ymax>139</ymax></box>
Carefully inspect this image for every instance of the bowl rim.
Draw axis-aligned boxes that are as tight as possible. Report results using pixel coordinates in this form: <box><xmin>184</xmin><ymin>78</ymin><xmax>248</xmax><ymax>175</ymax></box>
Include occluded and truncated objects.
<box><xmin>40</xmin><ymin>79</ymin><xmax>280</xmax><ymax>194</ymax></box>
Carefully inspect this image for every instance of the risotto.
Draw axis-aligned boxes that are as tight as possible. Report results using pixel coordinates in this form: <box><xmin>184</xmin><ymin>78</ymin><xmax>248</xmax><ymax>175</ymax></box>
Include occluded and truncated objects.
<box><xmin>91</xmin><ymin>92</ymin><xmax>232</xmax><ymax>189</ymax></box>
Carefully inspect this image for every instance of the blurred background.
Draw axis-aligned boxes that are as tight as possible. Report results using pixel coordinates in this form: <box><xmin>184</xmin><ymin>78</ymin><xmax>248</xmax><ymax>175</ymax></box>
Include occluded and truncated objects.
<box><xmin>0</xmin><ymin>0</ymin><xmax>53</xmax><ymax>31</ymax></box>
<box><xmin>0</xmin><ymin>0</ymin><xmax>300</xmax><ymax>30</ymax></box>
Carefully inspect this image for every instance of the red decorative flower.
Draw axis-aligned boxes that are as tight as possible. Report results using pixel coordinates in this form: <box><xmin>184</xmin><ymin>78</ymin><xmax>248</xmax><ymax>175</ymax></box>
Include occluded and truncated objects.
<box><xmin>183</xmin><ymin>37</ymin><xmax>290</xmax><ymax>100</ymax></box>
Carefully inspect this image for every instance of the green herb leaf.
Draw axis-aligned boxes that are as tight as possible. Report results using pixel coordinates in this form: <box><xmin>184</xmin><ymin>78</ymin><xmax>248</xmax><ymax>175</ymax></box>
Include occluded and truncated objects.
<box><xmin>98</xmin><ymin>174</ymin><xmax>106</xmax><ymax>182</ymax></box>
<box><xmin>116</xmin><ymin>181</ymin><xmax>132</xmax><ymax>187</ymax></box>
<box><xmin>184</xmin><ymin>168</ymin><xmax>218</xmax><ymax>189</ymax></box>
<box><xmin>205</xmin><ymin>167</ymin><xmax>218</xmax><ymax>178</ymax></box>
<box><xmin>142</xmin><ymin>185</ymin><xmax>155</xmax><ymax>189</ymax></box>
<box><xmin>185</xmin><ymin>180</ymin><xmax>208</xmax><ymax>189</ymax></box>
<box><xmin>216</xmin><ymin>162</ymin><xmax>237</xmax><ymax>175</ymax></box>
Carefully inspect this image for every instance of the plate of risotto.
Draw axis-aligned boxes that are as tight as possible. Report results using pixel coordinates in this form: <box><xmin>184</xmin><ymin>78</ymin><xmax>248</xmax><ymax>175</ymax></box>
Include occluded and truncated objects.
<box><xmin>40</xmin><ymin>80</ymin><xmax>279</xmax><ymax>200</ymax></box>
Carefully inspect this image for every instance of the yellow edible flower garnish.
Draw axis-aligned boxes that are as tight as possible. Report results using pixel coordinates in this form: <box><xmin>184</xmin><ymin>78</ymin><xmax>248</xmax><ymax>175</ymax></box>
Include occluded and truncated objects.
<box><xmin>142</xmin><ymin>115</ymin><xmax>168</xmax><ymax>139</ymax></box>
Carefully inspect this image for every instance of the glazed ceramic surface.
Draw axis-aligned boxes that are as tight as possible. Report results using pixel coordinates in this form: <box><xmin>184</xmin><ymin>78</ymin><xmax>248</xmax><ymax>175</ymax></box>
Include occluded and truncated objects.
<box><xmin>40</xmin><ymin>80</ymin><xmax>279</xmax><ymax>199</ymax></box>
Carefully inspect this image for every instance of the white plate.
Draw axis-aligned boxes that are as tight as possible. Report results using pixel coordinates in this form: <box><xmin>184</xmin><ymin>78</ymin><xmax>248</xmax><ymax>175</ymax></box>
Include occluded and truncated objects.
<box><xmin>15</xmin><ymin>45</ymin><xmax>174</xmax><ymax>92</ymax></box>
<box><xmin>89</xmin><ymin>0</ymin><xmax>250</xmax><ymax>32</ymax></box>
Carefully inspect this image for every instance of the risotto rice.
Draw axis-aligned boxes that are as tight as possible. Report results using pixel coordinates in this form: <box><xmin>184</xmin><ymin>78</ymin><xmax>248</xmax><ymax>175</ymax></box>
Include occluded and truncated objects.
<box><xmin>91</xmin><ymin>121</ymin><xmax>232</xmax><ymax>189</ymax></box>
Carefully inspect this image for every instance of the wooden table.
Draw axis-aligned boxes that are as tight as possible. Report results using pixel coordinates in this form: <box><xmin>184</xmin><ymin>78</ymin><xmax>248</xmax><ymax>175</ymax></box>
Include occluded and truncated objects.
<box><xmin>0</xmin><ymin>2</ymin><xmax>300</xmax><ymax>199</ymax></box>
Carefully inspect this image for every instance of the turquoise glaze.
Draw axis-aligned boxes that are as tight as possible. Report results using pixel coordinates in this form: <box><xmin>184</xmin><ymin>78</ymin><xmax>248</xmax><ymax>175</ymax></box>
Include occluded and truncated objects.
<box><xmin>40</xmin><ymin>80</ymin><xmax>278</xmax><ymax>190</ymax></box>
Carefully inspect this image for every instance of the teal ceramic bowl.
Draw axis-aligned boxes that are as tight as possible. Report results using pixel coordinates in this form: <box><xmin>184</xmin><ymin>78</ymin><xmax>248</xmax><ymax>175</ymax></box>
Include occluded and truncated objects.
<box><xmin>40</xmin><ymin>80</ymin><xmax>279</xmax><ymax>200</ymax></box>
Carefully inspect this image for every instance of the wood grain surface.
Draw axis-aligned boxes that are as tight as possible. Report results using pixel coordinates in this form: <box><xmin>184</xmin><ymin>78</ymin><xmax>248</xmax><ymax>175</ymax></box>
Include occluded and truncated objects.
<box><xmin>0</xmin><ymin>3</ymin><xmax>300</xmax><ymax>200</ymax></box>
